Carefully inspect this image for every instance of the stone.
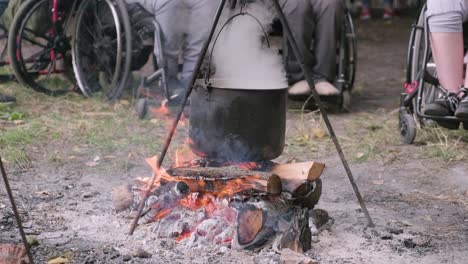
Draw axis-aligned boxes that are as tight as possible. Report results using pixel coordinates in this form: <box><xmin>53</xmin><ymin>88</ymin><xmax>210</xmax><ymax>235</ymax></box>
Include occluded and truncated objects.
<box><xmin>81</xmin><ymin>191</ymin><xmax>99</xmax><ymax>199</ymax></box>
<box><xmin>132</xmin><ymin>248</ymin><xmax>152</xmax><ymax>259</ymax></box>
<box><xmin>403</xmin><ymin>239</ymin><xmax>416</xmax><ymax>249</ymax></box>
<box><xmin>111</xmin><ymin>185</ymin><xmax>134</xmax><ymax>211</ymax></box>
<box><xmin>280</xmin><ymin>249</ymin><xmax>318</xmax><ymax>264</ymax></box>
<box><xmin>122</xmin><ymin>255</ymin><xmax>132</xmax><ymax>262</ymax></box>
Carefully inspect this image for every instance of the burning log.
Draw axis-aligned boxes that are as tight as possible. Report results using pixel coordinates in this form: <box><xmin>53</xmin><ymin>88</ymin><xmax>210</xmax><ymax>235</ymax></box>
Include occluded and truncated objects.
<box><xmin>139</xmin><ymin>181</ymin><xmax>190</xmax><ymax>224</ymax></box>
<box><xmin>167</xmin><ymin>161</ymin><xmax>324</xmax><ymax>196</ymax></box>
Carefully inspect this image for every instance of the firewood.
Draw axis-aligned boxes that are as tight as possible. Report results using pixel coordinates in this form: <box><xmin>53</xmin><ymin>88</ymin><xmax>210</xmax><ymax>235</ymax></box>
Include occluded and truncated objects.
<box><xmin>274</xmin><ymin>208</ymin><xmax>311</xmax><ymax>253</ymax></box>
<box><xmin>167</xmin><ymin>166</ymin><xmax>274</xmax><ymax>194</ymax></box>
<box><xmin>233</xmin><ymin>196</ymin><xmax>293</xmax><ymax>251</ymax></box>
<box><xmin>271</xmin><ymin>162</ymin><xmax>325</xmax><ymax>182</ymax></box>
<box><xmin>237</xmin><ymin>208</ymin><xmax>264</xmax><ymax>245</ymax></box>
<box><xmin>167</xmin><ymin>163</ymin><xmax>323</xmax><ymax>195</ymax></box>
<box><xmin>139</xmin><ymin>181</ymin><xmax>190</xmax><ymax>224</ymax></box>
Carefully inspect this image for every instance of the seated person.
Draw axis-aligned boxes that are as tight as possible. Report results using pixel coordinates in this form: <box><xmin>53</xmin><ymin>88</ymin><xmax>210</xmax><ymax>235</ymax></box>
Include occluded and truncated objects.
<box><xmin>0</xmin><ymin>0</ymin><xmax>16</xmax><ymax>103</ymax></box>
<box><xmin>126</xmin><ymin>0</ymin><xmax>217</xmax><ymax>104</ymax></box>
<box><xmin>286</xmin><ymin>0</ymin><xmax>345</xmax><ymax>96</ymax></box>
<box><xmin>424</xmin><ymin>0</ymin><xmax>468</xmax><ymax>118</ymax></box>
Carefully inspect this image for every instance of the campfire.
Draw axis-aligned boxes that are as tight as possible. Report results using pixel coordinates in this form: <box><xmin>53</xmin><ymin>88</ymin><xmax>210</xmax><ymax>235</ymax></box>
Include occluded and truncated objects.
<box><xmin>113</xmin><ymin>151</ymin><xmax>326</xmax><ymax>252</ymax></box>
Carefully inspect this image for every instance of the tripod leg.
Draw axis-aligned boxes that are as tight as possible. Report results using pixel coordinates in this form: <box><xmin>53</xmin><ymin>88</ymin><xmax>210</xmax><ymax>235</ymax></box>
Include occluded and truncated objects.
<box><xmin>270</xmin><ymin>0</ymin><xmax>374</xmax><ymax>227</ymax></box>
<box><xmin>128</xmin><ymin>0</ymin><xmax>227</xmax><ymax>235</ymax></box>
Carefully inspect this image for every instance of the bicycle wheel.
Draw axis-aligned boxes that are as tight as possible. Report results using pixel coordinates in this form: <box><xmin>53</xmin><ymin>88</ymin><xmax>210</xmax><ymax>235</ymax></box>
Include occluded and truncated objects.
<box><xmin>8</xmin><ymin>0</ymin><xmax>77</xmax><ymax>95</ymax></box>
<box><xmin>72</xmin><ymin>0</ymin><xmax>132</xmax><ymax>101</ymax></box>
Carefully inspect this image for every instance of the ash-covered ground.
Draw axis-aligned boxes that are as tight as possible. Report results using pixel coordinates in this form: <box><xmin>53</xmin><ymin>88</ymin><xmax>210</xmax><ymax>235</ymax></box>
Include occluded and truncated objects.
<box><xmin>1</xmin><ymin>15</ymin><xmax>468</xmax><ymax>264</ymax></box>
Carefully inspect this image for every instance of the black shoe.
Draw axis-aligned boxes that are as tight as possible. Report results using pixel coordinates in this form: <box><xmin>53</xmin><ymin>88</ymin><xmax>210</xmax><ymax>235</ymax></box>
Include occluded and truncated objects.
<box><xmin>0</xmin><ymin>93</ymin><xmax>16</xmax><ymax>103</ymax></box>
<box><xmin>424</xmin><ymin>91</ymin><xmax>459</xmax><ymax>116</ymax></box>
<box><xmin>455</xmin><ymin>92</ymin><xmax>468</xmax><ymax>118</ymax></box>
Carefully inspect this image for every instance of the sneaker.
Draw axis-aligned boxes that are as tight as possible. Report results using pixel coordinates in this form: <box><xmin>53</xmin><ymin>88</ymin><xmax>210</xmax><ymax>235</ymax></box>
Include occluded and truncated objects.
<box><xmin>423</xmin><ymin>89</ymin><xmax>459</xmax><ymax>116</ymax></box>
<box><xmin>382</xmin><ymin>8</ymin><xmax>394</xmax><ymax>19</ymax></box>
<box><xmin>0</xmin><ymin>93</ymin><xmax>16</xmax><ymax>103</ymax></box>
<box><xmin>360</xmin><ymin>8</ymin><xmax>371</xmax><ymax>20</ymax></box>
<box><xmin>455</xmin><ymin>88</ymin><xmax>468</xmax><ymax>118</ymax></box>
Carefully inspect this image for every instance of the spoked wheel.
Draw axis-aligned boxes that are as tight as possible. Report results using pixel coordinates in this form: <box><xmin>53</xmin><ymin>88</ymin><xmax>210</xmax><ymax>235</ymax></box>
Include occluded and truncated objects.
<box><xmin>72</xmin><ymin>0</ymin><xmax>132</xmax><ymax>101</ymax></box>
<box><xmin>8</xmin><ymin>0</ymin><xmax>78</xmax><ymax>95</ymax></box>
<box><xmin>399</xmin><ymin>112</ymin><xmax>417</xmax><ymax>144</ymax></box>
<box><xmin>336</xmin><ymin>11</ymin><xmax>357</xmax><ymax>111</ymax></box>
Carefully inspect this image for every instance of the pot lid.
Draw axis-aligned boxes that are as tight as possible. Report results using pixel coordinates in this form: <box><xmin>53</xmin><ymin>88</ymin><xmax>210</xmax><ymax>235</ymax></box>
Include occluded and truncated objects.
<box><xmin>197</xmin><ymin>78</ymin><xmax>287</xmax><ymax>90</ymax></box>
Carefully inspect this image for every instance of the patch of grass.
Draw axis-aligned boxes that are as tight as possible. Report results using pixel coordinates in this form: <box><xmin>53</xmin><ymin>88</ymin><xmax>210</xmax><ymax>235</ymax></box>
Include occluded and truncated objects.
<box><xmin>342</xmin><ymin>111</ymin><xmax>398</xmax><ymax>163</ymax></box>
<box><xmin>417</xmin><ymin>127</ymin><xmax>467</xmax><ymax>162</ymax></box>
<box><xmin>0</xmin><ymin>122</ymin><xmax>47</xmax><ymax>168</ymax></box>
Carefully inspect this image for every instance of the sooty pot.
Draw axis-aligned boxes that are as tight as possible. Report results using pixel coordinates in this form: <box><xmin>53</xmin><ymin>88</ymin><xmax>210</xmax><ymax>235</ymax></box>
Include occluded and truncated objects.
<box><xmin>189</xmin><ymin>79</ymin><xmax>287</xmax><ymax>162</ymax></box>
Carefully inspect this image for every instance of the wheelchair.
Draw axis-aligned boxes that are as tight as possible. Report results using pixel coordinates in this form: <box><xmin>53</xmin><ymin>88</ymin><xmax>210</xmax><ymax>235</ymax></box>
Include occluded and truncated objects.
<box><xmin>400</xmin><ymin>4</ymin><xmax>468</xmax><ymax>144</ymax></box>
<box><xmin>5</xmin><ymin>0</ymin><xmax>79</xmax><ymax>95</ymax></box>
<box><xmin>2</xmin><ymin>0</ymin><xmax>130</xmax><ymax>99</ymax></box>
<box><xmin>335</xmin><ymin>7</ymin><xmax>357</xmax><ymax>110</ymax></box>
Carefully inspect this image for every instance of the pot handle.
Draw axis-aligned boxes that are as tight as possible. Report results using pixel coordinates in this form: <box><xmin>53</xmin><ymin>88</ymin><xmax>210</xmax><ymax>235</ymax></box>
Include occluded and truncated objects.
<box><xmin>205</xmin><ymin>7</ymin><xmax>271</xmax><ymax>85</ymax></box>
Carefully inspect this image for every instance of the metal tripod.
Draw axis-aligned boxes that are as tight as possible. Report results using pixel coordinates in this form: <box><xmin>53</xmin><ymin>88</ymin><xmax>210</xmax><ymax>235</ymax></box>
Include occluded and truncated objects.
<box><xmin>129</xmin><ymin>0</ymin><xmax>374</xmax><ymax>235</ymax></box>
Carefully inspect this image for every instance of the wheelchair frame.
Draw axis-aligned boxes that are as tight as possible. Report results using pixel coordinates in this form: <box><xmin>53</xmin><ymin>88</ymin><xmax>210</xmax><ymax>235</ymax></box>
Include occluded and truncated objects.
<box><xmin>400</xmin><ymin>5</ymin><xmax>468</xmax><ymax>144</ymax></box>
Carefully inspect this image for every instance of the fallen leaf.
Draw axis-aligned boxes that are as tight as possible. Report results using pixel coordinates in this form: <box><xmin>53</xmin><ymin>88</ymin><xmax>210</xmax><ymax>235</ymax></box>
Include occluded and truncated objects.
<box><xmin>311</xmin><ymin>128</ymin><xmax>327</xmax><ymax>139</ymax></box>
<box><xmin>356</xmin><ymin>152</ymin><xmax>365</xmax><ymax>159</ymax></box>
<box><xmin>48</xmin><ymin>257</ymin><xmax>70</xmax><ymax>264</ymax></box>
<box><xmin>423</xmin><ymin>215</ymin><xmax>433</xmax><ymax>222</ymax></box>
<box><xmin>93</xmin><ymin>156</ymin><xmax>101</xmax><ymax>162</ymax></box>
<box><xmin>85</xmin><ymin>161</ymin><xmax>99</xmax><ymax>167</ymax></box>
<box><xmin>370</xmin><ymin>179</ymin><xmax>384</xmax><ymax>185</ymax></box>
<box><xmin>34</xmin><ymin>191</ymin><xmax>50</xmax><ymax>196</ymax></box>
<box><xmin>119</xmin><ymin>99</ymin><xmax>130</xmax><ymax>106</ymax></box>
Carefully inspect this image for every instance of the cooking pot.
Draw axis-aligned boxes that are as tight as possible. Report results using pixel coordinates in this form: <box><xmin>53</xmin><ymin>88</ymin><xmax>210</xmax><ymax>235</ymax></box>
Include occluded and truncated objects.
<box><xmin>189</xmin><ymin>79</ymin><xmax>287</xmax><ymax>162</ymax></box>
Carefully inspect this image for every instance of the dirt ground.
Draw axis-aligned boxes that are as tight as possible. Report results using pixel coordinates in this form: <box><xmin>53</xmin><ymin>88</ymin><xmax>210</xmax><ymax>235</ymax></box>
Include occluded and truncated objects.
<box><xmin>1</xmin><ymin>13</ymin><xmax>468</xmax><ymax>264</ymax></box>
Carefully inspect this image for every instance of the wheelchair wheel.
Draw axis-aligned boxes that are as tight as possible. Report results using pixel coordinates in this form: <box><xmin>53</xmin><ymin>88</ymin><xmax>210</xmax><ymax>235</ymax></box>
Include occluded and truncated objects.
<box><xmin>399</xmin><ymin>112</ymin><xmax>417</xmax><ymax>144</ymax></box>
<box><xmin>72</xmin><ymin>0</ymin><xmax>132</xmax><ymax>101</ymax></box>
<box><xmin>7</xmin><ymin>0</ymin><xmax>77</xmax><ymax>95</ymax></box>
<box><xmin>336</xmin><ymin>11</ymin><xmax>357</xmax><ymax>94</ymax></box>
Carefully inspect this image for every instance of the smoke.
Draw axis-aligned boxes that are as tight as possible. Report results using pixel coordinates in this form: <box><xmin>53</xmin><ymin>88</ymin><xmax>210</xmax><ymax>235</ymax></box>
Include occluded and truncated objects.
<box><xmin>210</xmin><ymin>3</ymin><xmax>287</xmax><ymax>89</ymax></box>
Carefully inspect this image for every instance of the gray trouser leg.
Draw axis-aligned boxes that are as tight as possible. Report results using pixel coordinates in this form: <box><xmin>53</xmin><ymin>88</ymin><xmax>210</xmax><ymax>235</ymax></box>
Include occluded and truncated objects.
<box><xmin>276</xmin><ymin>0</ymin><xmax>314</xmax><ymax>85</ymax></box>
<box><xmin>308</xmin><ymin>0</ymin><xmax>344</xmax><ymax>82</ymax></box>
<box><xmin>180</xmin><ymin>0</ymin><xmax>217</xmax><ymax>90</ymax></box>
<box><xmin>126</xmin><ymin>0</ymin><xmax>184</xmax><ymax>92</ymax></box>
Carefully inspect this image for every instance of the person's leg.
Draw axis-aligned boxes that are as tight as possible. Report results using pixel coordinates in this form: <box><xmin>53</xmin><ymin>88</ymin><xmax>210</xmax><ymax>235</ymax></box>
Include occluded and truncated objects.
<box><xmin>127</xmin><ymin>0</ymin><xmax>185</xmax><ymax>98</ymax></box>
<box><xmin>271</xmin><ymin>0</ymin><xmax>315</xmax><ymax>96</ymax></box>
<box><xmin>279</xmin><ymin>0</ymin><xmax>313</xmax><ymax>85</ymax></box>
<box><xmin>425</xmin><ymin>1</ymin><xmax>464</xmax><ymax>116</ymax></box>
<box><xmin>309</xmin><ymin>0</ymin><xmax>343</xmax><ymax>84</ymax></box>
<box><xmin>179</xmin><ymin>0</ymin><xmax>217</xmax><ymax>93</ymax></box>
<box><xmin>360</xmin><ymin>0</ymin><xmax>371</xmax><ymax>20</ymax></box>
<box><xmin>383</xmin><ymin>0</ymin><xmax>394</xmax><ymax>19</ymax></box>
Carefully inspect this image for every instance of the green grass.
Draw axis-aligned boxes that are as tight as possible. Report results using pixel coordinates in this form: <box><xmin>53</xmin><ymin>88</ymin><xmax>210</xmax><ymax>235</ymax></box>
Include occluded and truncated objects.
<box><xmin>0</xmin><ymin>81</ymin><xmax>170</xmax><ymax>169</ymax></box>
